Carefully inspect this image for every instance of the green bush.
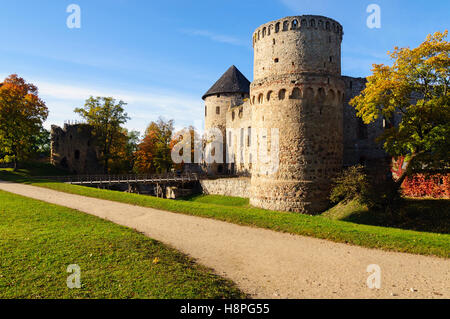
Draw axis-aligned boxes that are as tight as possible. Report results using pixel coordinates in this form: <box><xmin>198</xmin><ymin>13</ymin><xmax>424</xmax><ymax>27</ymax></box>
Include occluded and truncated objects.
<box><xmin>331</xmin><ymin>165</ymin><xmax>402</xmax><ymax>211</ymax></box>
<box><xmin>330</xmin><ymin>165</ymin><xmax>370</xmax><ymax>204</ymax></box>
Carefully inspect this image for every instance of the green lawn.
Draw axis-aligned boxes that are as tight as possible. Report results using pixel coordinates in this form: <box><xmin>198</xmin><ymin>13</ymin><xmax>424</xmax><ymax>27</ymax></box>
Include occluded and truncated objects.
<box><xmin>182</xmin><ymin>194</ymin><xmax>250</xmax><ymax>207</ymax></box>
<box><xmin>1</xmin><ymin>168</ymin><xmax>449</xmax><ymax>259</ymax></box>
<box><xmin>323</xmin><ymin>199</ymin><xmax>450</xmax><ymax>235</ymax></box>
<box><xmin>0</xmin><ymin>190</ymin><xmax>245</xmax><ymax>299</ymax></box>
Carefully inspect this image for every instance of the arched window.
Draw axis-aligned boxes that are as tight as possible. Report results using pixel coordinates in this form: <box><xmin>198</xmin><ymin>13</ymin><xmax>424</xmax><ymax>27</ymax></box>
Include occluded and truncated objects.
<box><xmin>291</xmin><ymin>19</ymin><xmax>298</xmax><ymax>29</ymax></box>
<box><xmin>301</xmin><ymin>19</ymin><xmax>307</xmax><ymax>28</ymax></box>
<box><xmin>275</xmin><ymin>22</ymin><xmax>280</xmax><ymax>33</ymax></box>
<box><xmin>258</xmin><ymin>93</ymin><xmax>263</xmax><ymax>104</ymax></box>
<box><xmin>317</xmin><ymin>88</ymin><xmax>326</xmax><ymax>102</ymax></box>
<box><xmin>252</xmin><ymin>96</ymin><xmax>256</xmax><ymax>105</ymax></box>
<box><xmin>305</xmin><ymin>87</ymin><xmax>314</xmax><ymax>101</ymax></box>
<box><xmin>268</xmin><ymin>24</ymin><xmax>272</xmax><ymax>35</ymax></box>
<box><xmin>290</xmin><ymin>87</ymin><xmax>301</xmax><ymax>99</ymax></box>
<box><xmin>258</xmin><ymin>31</ymin><xmax>260</xmax><ymax>40</ymax></box>
<box><xmin>310</xmin><ymin>19</ymin><xmax>316</xmax><ymax>28</ymax></box>
<box><xmin>328</xmin><ymin>89</ymin><xmax>336</xmax><ymax>103</ymax></box>
<box><xmin>283</xmin><ymin>21</ymin><xmax>289</xmax><ymax>31</ymax></box>
<box><xmin>326</xmin><ymin>21</ymin><xmax>330</xmax><ymax>30</ymax></box>
<box><xmin>267</xmin><ymin>91</ymin><xmax>273</xmax><ymax>101</ymax></box>
<box><xmin>278</xmin><ymin>89</ymin><xmax>286</xmax><ymax>100</ymax></box>
<box><xmin>262</xmin><ymin>27</ymin><xmax>266</xmax><ymax>37</ymax></box>
<box><xmin>318</xmin><ymin>20</ymin><xmax>324</xmax><ymax>29</ymax></box>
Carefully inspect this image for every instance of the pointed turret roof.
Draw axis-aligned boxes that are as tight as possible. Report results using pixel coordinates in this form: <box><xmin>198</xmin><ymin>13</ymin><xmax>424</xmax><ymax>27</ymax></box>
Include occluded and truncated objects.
<box><xmin>202</xmin><ymin>65</ymin><xmax>251</xmax><ymax>100</ymax></box>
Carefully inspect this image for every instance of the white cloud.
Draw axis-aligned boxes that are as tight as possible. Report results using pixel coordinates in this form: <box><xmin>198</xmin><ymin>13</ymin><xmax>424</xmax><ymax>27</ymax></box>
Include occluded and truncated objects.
<box><xmin>0</xmin><ymin>74</ymin><xmax>203</xmax><ymax>135</ymax></box>
<box><xmin>180</xmin><ymin>28</ymin><xmax>249</xmax><ymax>47</ymax></box>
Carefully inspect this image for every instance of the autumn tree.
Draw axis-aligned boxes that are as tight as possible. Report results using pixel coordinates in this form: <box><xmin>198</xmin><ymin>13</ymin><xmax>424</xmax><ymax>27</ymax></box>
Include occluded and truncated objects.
<box><xmin>134</xmin><ymin>118</ymin><xmax>174</xmax><ymax>174</ymax></box>
<box><xmin>108</xmin><ymin>129</ymin><xmax>140</xmax><ymax>174</ymax></box>
<box><xmin>170</xmin><ymin>126</ymin><xmax>201</xmax><ymax>172</ymax></box>
<box><xmin>0</xmin><ymin>75</ymin><xmax>48</xmax><ymax>169</ymax></box>
<box><xmin>75</xmin><ymin>97</ymin><xmax>130</xmax><ymax>173</ymax></box>
<box><xmin>350</xmin><ymin>31</ymin><xmax>450</xmax><ymax>189</ymax></box>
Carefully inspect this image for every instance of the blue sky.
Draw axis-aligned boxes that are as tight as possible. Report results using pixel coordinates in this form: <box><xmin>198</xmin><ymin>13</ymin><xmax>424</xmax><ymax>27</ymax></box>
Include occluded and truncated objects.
<box><xmin>0</xmin><ymin>0</ymin><xmax>448</xmax><ymax>135</ymax></box>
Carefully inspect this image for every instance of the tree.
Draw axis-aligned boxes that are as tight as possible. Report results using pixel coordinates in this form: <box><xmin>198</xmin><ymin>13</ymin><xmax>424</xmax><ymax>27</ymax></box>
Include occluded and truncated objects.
<box><xmin>32</xmin><ymin>128</ymin><xmax>51</xmax><ymax>159</ymax></box>
<box><xmin>0</xmin><ymin>75</ymin><xmax>48</xmax><ymax>169</ymax></box>
<box><xmin>134</xmin><ymin>118</ymin><xmax>174</xmax><ymax>174</ymax></box>
<box><xmin>170</xmin><ymin>126</ymin><xmax>200</xmax><ymax>171</ymax></box>
<box><xmin>74</xmin><ymin>96</ymin><xmax>130</xmax><ymax>173</ymax></box>
<box><xmin>108</xmin><ymin>129</ymin><xmax>140</xmax><ymax>174</ymax></box>
<box><xmin>350</xmin><ymin>31</ymin><xmax>450</xmax><ymax>189</ymax></box>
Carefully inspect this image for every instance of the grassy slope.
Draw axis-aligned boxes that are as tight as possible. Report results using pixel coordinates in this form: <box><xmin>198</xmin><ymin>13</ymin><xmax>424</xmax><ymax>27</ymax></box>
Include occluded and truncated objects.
<box><xmin>323</xmin><ymin>199</ymin><xmax>450</xmax><ymax>235</ymax></box>
<box><xmin>0</xmin><ymin>190</ymin><xmax>245</xmax><ymax>299</ymax></box>
<box><xmin>1</xmin><ymin>169</ymin><xmax>449</xmax><ymax>258</ymax></box>
<box><xmin>183</xmin><ymin>194</ymin><xmax>250</xmax><ymax>207</ymax></box>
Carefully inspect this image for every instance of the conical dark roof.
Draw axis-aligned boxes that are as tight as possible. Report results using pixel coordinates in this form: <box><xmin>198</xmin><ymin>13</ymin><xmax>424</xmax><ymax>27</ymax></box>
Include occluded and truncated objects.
<box><xmin>202</xmin><ymin>65</ymin><xmax>250</xmax><ymax>100</ymax></box>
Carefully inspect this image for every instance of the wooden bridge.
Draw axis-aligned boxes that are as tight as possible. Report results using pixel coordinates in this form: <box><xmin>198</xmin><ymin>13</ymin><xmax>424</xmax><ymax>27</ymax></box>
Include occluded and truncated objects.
<box><xmin>40</xmin><ymin>173</ymin><xmax>201</xmax><ymax>186</ymax></box>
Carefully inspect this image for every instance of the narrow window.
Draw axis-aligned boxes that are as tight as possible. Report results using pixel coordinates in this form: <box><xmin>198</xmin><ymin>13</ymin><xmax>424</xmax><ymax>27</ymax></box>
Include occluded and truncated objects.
<box><xmin>275</xmin><ymin>22</ymin><xmax>280</xmax><ymax>33</ymax></box>
<box><xmin>205</xmin><ymin>106</ymin><xmax>207</xmax><ymax>116</ymax></box>
<box><xmin>232</xmin><ymin>111</ymin><xmax>235</xmax><ymax>121</ymax></box>
<box><xmin>216</xmin><ymin>106</ymin><xmax>220</xmax><ymax>115</ymax></box>
<box><xmin>278</xmin><ymin>89</ymin><xmax>286</xmax><ymax>100</ymax></box>
<box><xmin>240</xmin><ymin>128</ymin><xmax>244</xmax><ymax>148</ymax></box>
<box><xmin>329</xmin><ymin>56</ymin><xmax>333</xmax><ymax>62</ymax></box>
<box><xmin>74</xmin><ymin>150</ymin><xmax>80</xmax><ymax>160</ymax></box>
<box><xmin>247</xmin><ymin>127</ymin><xmax>251</xmax><ymax>147</ymax></box>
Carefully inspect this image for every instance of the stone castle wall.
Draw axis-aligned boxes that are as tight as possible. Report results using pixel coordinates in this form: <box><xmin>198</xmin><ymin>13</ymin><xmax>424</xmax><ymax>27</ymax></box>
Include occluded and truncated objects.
<box><xmin>200</xmin><ymin>177</ymin><xmax>251</xmax><ymax>198</ymax></box>
<box><xmin>204</xmin><ymin>93</ymin><xmax>249</xmax><ymax>175</ymax></box>
<box><xmin>249</xmin><ymin>15</ymin><xmax>345</xmax><ymax>214</ymax></box>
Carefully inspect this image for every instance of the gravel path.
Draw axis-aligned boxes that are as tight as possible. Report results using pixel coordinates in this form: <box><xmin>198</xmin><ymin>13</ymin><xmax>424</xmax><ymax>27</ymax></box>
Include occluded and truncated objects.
<box><xmin>0</xmin><ymin>181</ymin><xmax>448</xmax><ymax>299</ymax></box>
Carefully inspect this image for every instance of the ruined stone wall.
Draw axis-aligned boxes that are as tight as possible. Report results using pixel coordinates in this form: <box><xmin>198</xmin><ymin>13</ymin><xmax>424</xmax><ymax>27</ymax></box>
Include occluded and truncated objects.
<box><xmin>200</xmin><ymin>177</ymin><xmax>251</xmax><ymax>198</ymax></box>
<box><xmin>249</xmin><ymin>15</ymin><xmax>345</xmax><ymax>214</ymax></box>
<box><xmin>50</xmin><ymin>124</ymin><xmax>103</xmax><ymax>174</ymax></box>
<box><xmin>204</xmin><ymin>93</ymin><xmax>248</xmax><ymax>175</ymax></box>
<box><xmin>342</xmin><ymin>76</ymin><xmax>388</xmax><ymax>167</ymax></box>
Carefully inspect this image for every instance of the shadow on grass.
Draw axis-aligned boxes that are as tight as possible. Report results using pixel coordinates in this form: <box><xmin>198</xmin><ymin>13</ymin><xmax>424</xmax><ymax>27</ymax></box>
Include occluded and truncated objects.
<box><xmin>339</xmin><ymin>199</ymin><xmax>450</xmax><ymax>234</ymax></box>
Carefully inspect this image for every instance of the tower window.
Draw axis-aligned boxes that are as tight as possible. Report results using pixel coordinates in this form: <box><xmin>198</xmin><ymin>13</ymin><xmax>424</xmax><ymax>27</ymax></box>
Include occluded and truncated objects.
<box><xmin>205</xmin><ymin>106</ymin><xmax>207</xmax><ymax>116</ymax></box>
<box><xmin>329</xmin><ymin>56</ymin><xmax>333</xmax><ymax>62</ymax></box>
<box><xmin>278</xmin><ymin>89</ymin><xmax>286</xmax><ymax>100</ymax></box>
<box><xmin>74</xmin><ymin>150</ymin><xmax>80</xmax><ymax>160</ymax></box>
<box><xmin>232</xmin><ymin>111</ymin><xmax>235</xmax><ymax>121</ymax></box>
<box><xmin>216</xmin><ymin>107</ymin><xmax>220</xmax><ymax>115</ymax></box>
<box><xmin>247</xmin><ymin>127</ymin><xmax>251</xmax><ymax>147</ymax></box>
<box><xmin>274</xmin><ymin>58</ymin><xmax>279</xmax><ymax>63</ymax></box>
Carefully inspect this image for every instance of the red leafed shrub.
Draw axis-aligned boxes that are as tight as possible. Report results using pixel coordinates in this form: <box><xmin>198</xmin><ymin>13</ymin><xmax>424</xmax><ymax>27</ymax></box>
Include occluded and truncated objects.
<box><xmin>402</xmin><ymin>174</ymin><xmax>449</xmax><ymax>199</ymax></box>
<box><xmin>392</xmin><ymin>157</ymin><xmax>449</xmax><ymax>199</ymax></box>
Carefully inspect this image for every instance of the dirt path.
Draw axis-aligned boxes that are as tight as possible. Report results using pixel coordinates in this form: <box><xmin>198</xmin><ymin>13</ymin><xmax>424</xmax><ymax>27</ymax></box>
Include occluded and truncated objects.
<box><xmin>0</xmin><ymin>181</ymin><xmax>448</xmax><ymax>299</ymax></box>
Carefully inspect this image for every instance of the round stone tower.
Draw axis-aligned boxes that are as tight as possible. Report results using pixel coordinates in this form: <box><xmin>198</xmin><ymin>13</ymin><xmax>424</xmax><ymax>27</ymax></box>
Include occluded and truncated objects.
<box><xmin>249</xmin><ymin>15</ymin><xmax>345</xmax><ymax>214</ymax></box>
<box><xmin>203</xmin><ymin>65</ymin><xmax>250</xmax><ymax>175</ymax></box>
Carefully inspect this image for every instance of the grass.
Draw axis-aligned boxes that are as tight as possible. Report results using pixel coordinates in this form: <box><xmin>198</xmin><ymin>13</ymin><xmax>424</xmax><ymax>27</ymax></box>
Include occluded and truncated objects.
<box><xmin>323</xmin><ymin>199</ymin><xmax>450</xmax><ymax>235</ymax></box>
<box><xmin>0</xmin><ymin>190</ymin><xmax>245</xmax><ymax>299</ymax></box>
<box><xmin>182</xmin><ymin>194</ymin><xmax>250</xmax><ymax>207</ymax></box>
<box><xmin>1</xmin><ymin>168</ymin><xmax>449</xmax><ymax>259</ymax></box>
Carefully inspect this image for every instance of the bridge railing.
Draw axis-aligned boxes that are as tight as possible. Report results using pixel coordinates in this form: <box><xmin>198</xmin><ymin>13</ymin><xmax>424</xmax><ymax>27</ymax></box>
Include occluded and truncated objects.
<box><xmin>35</xmin><ymin>172</ymin><xmax>201</xmax><ymax>184</ymax></box>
